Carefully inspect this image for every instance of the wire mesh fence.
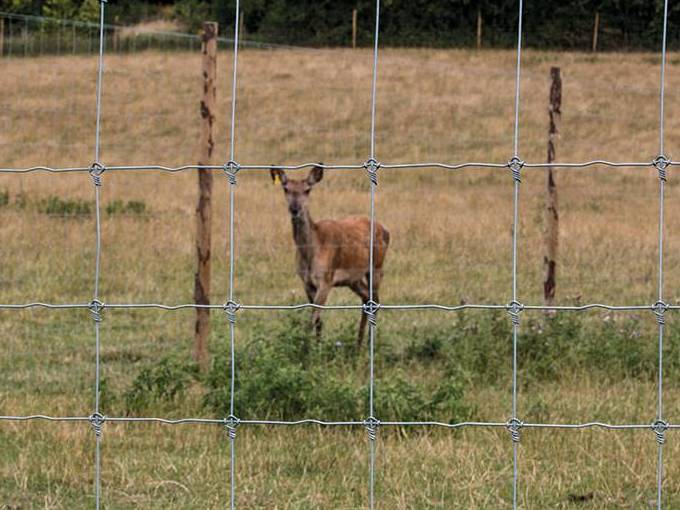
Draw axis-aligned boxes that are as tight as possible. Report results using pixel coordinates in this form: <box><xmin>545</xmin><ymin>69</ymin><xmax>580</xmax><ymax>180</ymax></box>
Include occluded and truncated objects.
<box><xmin>0</xmin><ymin>0</ymin><xmax>677</xmax><ymax>508</ymax></box>
<box><xmin>0</xmin><ymin>10</ymin><xmax>289</xmax><ymax>58</ymax></box>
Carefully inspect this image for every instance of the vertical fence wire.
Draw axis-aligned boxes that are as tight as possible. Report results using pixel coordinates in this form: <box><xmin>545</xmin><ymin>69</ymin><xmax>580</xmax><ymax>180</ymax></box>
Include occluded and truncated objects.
<box><xmin>655</xmin><ymin>1</ymin><xmax>670</xmax><ymax>508</ymax></box>
<box><xmin>509</xmin><ymin>1</ymin><xmax>524</xmax><ymax>509</ymax></box>
<box><xmin>227</xmin><ymin>1</ymin><xmax>241</xmax><ymax>509</ymax></box>
<box><xmin>366</xmin><ymin>1</ymin><xmax>381</xmax><ymax>508</ymax></box>
<box><xmin>90</xmin><ymin>1</ymin><xmax>107</xmax><ymax>508</ymax></box>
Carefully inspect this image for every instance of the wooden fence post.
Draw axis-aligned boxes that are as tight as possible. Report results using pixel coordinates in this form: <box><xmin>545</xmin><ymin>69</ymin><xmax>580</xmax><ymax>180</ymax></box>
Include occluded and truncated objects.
<box><xmin>352</xmin><ymin>9</ymin><xmax>358</xmax><ymax>49</ymax></box>
<box><xmin>476</xmin><ymin>9</ymin><xmax>482</xmax><ymax>50</ymax></box>
<box><xmin>194</xmin><ymin>21</ymin><xmax>218</xmax><ymax>371</ymax></box>
<box><xmin>544</xmin><ymin>67</ymin><xmax>561</xmax><ymax>307</ymax></box>
<box><xmin>592</xmin><ymin>12</ymin><xmax>600</xmax><ymax>52</ymax></box>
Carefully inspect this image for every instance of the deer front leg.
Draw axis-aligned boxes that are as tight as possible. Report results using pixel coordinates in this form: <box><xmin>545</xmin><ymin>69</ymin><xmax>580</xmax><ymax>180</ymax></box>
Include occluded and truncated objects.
<box><xmin>303</xmin><ymin>281</ymin><xmax>317</xmax><ymax>303</ymax></box>
<box><xmin>311</xmin><ymin>282</ymin><xmax>332</xmax><ymax>341</ymax></box>
<box><xmin>350</xmin><ymin>280</ymin><xmax>370</xmax><ymax>348</ymax></box>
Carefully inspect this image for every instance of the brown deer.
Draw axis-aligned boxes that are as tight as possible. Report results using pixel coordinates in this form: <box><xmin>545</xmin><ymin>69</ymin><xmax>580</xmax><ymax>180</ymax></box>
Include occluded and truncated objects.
<box><xmin>271</xmin><ymin>165</ymin><xmax>390</xmax><ymax>346</ymax></box>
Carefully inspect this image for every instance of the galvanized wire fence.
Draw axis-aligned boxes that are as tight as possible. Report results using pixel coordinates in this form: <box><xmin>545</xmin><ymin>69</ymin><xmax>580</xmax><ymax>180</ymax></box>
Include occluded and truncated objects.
<box><xmin>0</xmin><ymin>9</ymin><xmax>289</xmax><ymax>58</ymax></box>
<box><xmin>0</xmin><ymin>0</ymin><xmax>677</xmax><ymax>508</ymax></box>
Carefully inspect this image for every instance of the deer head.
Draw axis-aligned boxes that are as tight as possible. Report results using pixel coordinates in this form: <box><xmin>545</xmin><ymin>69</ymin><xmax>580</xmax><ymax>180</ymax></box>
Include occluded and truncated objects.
<box><xmin>270</xmin><ymin>165</ymin><xmax>324</xmax><ymax>219</ymax></box>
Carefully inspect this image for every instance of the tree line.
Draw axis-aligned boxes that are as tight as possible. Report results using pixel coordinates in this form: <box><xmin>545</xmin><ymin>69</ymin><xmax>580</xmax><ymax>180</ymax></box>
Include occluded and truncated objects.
<box><xmin>3</xmin><ymin>0</ymin><xmax>680</xmax><ymax>51</ymax></box>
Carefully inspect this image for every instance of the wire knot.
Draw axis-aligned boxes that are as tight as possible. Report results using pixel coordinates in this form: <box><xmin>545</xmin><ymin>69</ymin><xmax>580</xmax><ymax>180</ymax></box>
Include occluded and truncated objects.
<box><xmin>508</xmin><ymin>157</ymin><xmax>524</xmax><ymax>183</ymax></box>
<box><xmin>364</xmin><ymin>416</ymin><xmax>380</xmax><ymax>441</ymax></box>
<box><xmin>506</xmin><ymin>418</ymin><xmax>523</xmax><ymax>443</ymax></box>
<box><xmin>223</xmin><ymin>301</ymin><xmax>240</xmax><ymax>324</ymax></box>
<box><xmin>89</xmin><ymin>162</ymin><xmax>105</xmax><ymax>187</ymax></box>
<box><xmin>223</xmin><ymin>161</ymin><xmax>240</xmax><ymax>185</ymax></box>
<box><xmin>363</xmin><ymin>158</ymin><xmax>380</xmax><ymax>186</ymax></box>
<box><xmin>363</xmin><ymin>300</ymin><xmax>380</xmax><ymax>327</ymax></box>
<box><xmin>653</xmin><ymin>301</ymin><xmax>669</xmax><ymax>325</ymax></box>
<box><xmin>89</xmin><ymin>413</ymin><xmax>106</xmax><ymax>437</ymax></box>
<box><xmin>507</xmin><ymin>301</ymin><xmax>523</xmax><ymax>326</ymax></box>
<box><xmin>653</xmin><ymin>155</ymin><xmax>670</xmax><ymax>182</ymax></box>
<box><xmin>89</xmin><ymin>300</ymin><xmax>104</xmax><ymax>322</ymax></box>
<box><xmin>225</xmin><ymin>415</ymin><xmax>240</xmax><ymax>440</ymax></box>
<box><xmin>652</xmin><ymin>420</ymin><xmax>669</xmax><ymax>445</ymax></box>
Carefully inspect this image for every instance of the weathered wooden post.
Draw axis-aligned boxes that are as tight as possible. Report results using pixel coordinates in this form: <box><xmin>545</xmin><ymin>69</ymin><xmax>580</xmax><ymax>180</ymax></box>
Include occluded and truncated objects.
<box><xmin>592</xmin><ymin>12</ymin><xmax>600</xmax><ymax>52</ymax></box>
<box><xmin>476</xmin><ymin>9</ymin><xmax>482</xmax><ymax>50</ymax></box>
<box><xmin>352</xmin><ymin>8</ymin><xmax>358</xmax><ymax>49</ymax></box>
<box><xmin>544</xmin><ymin>67</ymin><xmax>561</xmax><ymax>307</ymax></box>
<box><xmin>194</xmin><ymin>21</ymin><xmax>218</xmax><ymax>371</ymax></box>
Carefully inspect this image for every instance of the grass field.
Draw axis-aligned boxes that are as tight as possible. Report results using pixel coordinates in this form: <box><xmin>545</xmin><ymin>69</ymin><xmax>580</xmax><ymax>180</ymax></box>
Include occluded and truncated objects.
<box><xmin>2</xmin><ymin>47</ymin><xmax>680</xmax><ymax>508</ymax></box>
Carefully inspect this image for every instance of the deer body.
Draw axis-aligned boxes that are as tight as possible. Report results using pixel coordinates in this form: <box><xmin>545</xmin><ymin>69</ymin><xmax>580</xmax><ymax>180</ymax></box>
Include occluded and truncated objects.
<box><xmin>272</xmin><ymin>166</ymin><xmax>390</xmax><ymax>346</ymax></box>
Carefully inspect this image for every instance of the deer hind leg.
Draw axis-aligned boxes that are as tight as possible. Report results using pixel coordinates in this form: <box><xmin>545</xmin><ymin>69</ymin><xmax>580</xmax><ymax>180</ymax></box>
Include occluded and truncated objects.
<box><xmin>350</xmin><ymin>280</ymin><xmax>370</xmax><ymax>348</ymax></box>
<box><xmin>311</xmin><ymin>282</ymin><xmax>332</xmax><ymax>341</ymax></box>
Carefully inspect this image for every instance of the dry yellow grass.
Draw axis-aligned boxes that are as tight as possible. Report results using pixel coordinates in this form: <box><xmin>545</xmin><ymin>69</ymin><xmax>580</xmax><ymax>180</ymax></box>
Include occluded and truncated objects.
<box><xmin>2</xmin><ymin>48</ymin><xmax>680</xmax><ymax>507</ymax></box>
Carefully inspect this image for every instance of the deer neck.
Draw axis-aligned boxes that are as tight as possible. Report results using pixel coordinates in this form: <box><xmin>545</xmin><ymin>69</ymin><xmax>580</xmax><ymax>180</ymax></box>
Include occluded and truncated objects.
<box><xmin>291</xmin><ymin>208</ymin><xmax>316</xmax><ymax>265</ymax></box>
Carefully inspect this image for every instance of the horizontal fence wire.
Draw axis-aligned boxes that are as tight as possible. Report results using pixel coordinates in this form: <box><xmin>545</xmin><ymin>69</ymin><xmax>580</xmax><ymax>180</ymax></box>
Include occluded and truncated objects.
<box><xmin>0</xmin><ymin>302</ymin><xmax>678</xmax><ymax>312</ymax></box>
<box><xmin>0</xmin><ymin>0</ymin><xmax>674</xmax><ymax>508</ymax></box>
<box><xmin>0</xmin><ymin>160</ymin><xmax>675</xmax><ymax>173</ymax></box>
<box><xmin>1</xmin><ymin>415</ymin><xmax>679</xmax><ymax>430</ymax></box>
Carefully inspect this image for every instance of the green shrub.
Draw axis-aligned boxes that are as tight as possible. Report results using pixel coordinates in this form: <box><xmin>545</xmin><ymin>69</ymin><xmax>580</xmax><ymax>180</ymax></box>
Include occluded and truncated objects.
<box><xmin>0</xmin><ymin>190</ymin><xmax>9</xmax><ymax>207</ymax></box>
<box><xmin>124</xmin><ymin>355</ymin><xmax>198</xmax><ymax>413</ymax></box>
<box><xmin>368</xmin><ymin>370</ymin><xmax>471</xmax><ymax>423</ymax></box>
<box><xmin>201</xmin><ymin>313</ymin><xmax>472</xmax><ymax>424</ymax></box>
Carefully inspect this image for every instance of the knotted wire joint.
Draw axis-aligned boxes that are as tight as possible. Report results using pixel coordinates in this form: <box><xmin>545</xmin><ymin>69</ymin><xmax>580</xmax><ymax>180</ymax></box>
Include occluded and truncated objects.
<box><xmin>364</xmin><ymin>416</ymin><xmax>380</xmax><ymax>442</ymax></box>
<box><xmin>89</xmin><ymin>413</ymin><xmax>106</xmax><ymax>438</ymax></box>
<box><xmin>225</xmin><ymin>414</ymin><xmax>240</xmax><ymax>440</ymax></box>
<box><xmin>89</xmin><ymin>299</ymin><xmax>104</xmax><ymax>322</ymax></box>
<box><xmin>506</xmin><ymin>418</ymin><xmax>523</xmax><ymax>443</ymax></box>
<box><xmin>363</xmin><ymin>158</ymin><xmax>381</xmax><ymax>186</ymax></box>
<box><xmin>651</xmin><ymin>420</ymin><xmax>669</xmax><ymax>445</ymax></box>
<box><xmin>363</xmin><ymin>300</ymin><xmax>380</xmax><ymax>327</ymax></box>
<box><xmin>506</xmin><ymin>301</ymin><xmax>524</xmax><ymax>326</ymax></box>
<box><xmin>653</xmin><ymin>155</ymin><xmax>670</xmax><ymax>182</ymax></box>
<box><xmin>223</xmin><ymin>161</ymin><xmax>240</xmax><ymax>185</ymax></box>
<box><xmin>507</xmin><ymin>157</ymin><xmax>524</xmax><ymax>183</ymax></box>
<box><xmin>653</xmin><ymin>301</ymin><xmax>669</xmax><ymax>326</ymax></box>
<box><xmin>223</xmin><ymin>300</ymin><xmax>240</xmax><ymax>324</ymax></box>
<box><xmin>89</xmin><ymin>162</ymin><xmax>105</xmax><ymax>187</ymax></box>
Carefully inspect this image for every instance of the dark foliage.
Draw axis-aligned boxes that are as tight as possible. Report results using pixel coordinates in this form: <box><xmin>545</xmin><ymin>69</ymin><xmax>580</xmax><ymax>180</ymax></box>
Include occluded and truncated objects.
<box><xmin>4</xmin><ymin>0</ymin><xmax>680</xmax><ymax>51</ymax></box>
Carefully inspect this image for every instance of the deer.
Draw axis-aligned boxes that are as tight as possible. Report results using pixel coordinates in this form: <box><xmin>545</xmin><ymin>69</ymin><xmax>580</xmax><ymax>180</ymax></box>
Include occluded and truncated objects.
<box><xmin>271</xmin><ymin>165</ymin><xmax>390</xmax><ymax>347</ymax></box>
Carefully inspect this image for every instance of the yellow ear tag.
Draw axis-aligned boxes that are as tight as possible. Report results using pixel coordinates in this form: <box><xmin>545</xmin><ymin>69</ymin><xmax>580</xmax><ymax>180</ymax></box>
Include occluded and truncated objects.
<box><xmin>274</xmin><ymin>174</ymin><xmax>281</xmax><ymax>185</ymax></box>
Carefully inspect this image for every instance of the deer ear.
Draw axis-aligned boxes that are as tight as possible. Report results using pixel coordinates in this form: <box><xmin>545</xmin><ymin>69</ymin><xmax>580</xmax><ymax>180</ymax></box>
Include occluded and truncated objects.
<box><xmin>307</xmin><ymin>164</ymin><xmax>324</xmax><ymax>186</ymax></box>
<box><xmin>270</xmin><ymin>168</ymin><xmax>287</xmax><ymax>186</ymax></box>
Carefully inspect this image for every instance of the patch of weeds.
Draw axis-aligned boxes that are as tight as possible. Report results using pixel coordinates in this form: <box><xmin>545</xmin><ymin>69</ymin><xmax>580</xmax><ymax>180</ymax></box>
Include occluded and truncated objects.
<box><xmin>38</xmin><ymin>196</ymin><xmax>93</xmax><ymax>216</ymax></box>
<box><xmin>202</xmin><ymin>312</ymin><xmax>472</xmax><ymax>424</ymax></box>
<box><xmin>99</xmin><ymin>377</ymin><xmax>118</xmax><ymax>413</ymax></box>
<box><xmin>520</xmin><ymin>313</ymin><xmax>581</xmax><ymax>380</ymax></box>
<box><xmin>581</xmin><ymin>315</ymin><xmax>654</xmax><ymax>379</ymax></box>
<box><xmin>406</xmin><ymin>334</ymin><xmax>444</xmax><ymax>361</ymax></box>
<box><xmin>106</xmin><ymin>199</ymin><xmax>147</xmax><ymax>216</ymax></box>
<box><xmin>0</xmin><ymin>189</ymin><xmax>9</xmax><ymax>207</ymax></box>
<box><xmin>124</xmin><ymin>355</ymin><xmax>199</xmax><ymax>413</ymax></box>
